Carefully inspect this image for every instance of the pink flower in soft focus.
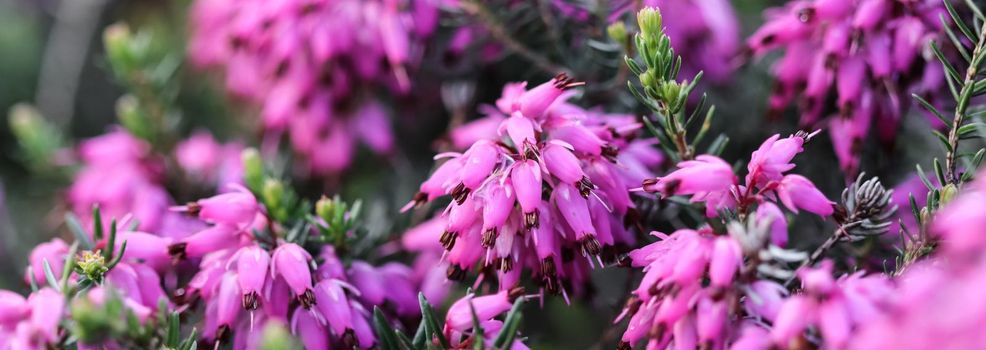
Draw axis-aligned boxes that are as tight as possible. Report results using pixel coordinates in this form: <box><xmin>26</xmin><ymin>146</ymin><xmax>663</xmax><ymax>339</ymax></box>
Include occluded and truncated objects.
<box><xmin>756</xmin><ymin>202</ymin><xmax>789</xmax><ymax>247</ymax></box>
<box><xmin>708</xmin><ymin>237</ymin><xmax>742</xmax><ymax>287</ymax></box>
<box><xmin>292</xmin><ymin>309</ymin><xmax>327</xmax><ymax>350</ymax></box>
<box><xmin>188</xmin><ymin>0</ymin><xmax>438</xmax><ymax>175</ymax></box>
<box><xmin>770</xmin><ymin>295</ymin><xmax>815</xmax><ymax>345</ymax></box>
<box><xmin>931</xmin><ymin>188</ymin><xmax>986</xmax><ymax>255</ymax></box>
<box><xmin>744</xmin><ymin>280</ymin><xmax>787</xmax><ymax>322</ymax></box>
<box><xmin>175</xmin><ymin>131</ymin><xmax>245</xmax><ymax>188</ymax></box>
<box><xmin>214</xmin><ymin>272</ymin><xmax>242</xmax><ymax>337</ymax></box>
<box><xmin>0</xmin><ymin>291</ymin><xmax>28</xmax><ymax>326</ymax></box>
<box><xmin>444</xmin><ymin>290</ymin><xmax>516</xmax><ymax>332</ymax></box>
<box><xmin>191</xmin><ymin>186</ymin><xmax>258</xmax><ymax>228</ymax></box>
<box><xmin>313</xmin><ymin>279</ymin><xmax>353</xmax><ymax>335</ymax></box>
<box><xmin>69</xmin><ymin>129</ymin><xmax>171</xmax><ymax>233</ymax></box>
<box><xmin>25</xmin><ymin>238</ymin><xmax>68</xmax><ymax>286</ymax></box>
<box><xmin>28</xmin><ymin>288</ymin><xmax>64</xmax><ymax>343</ymax></box>
<box><xmin>749</xmin><ymin>0</ymin><xmax>947</xmax><ymax>174</ymax></box>
<box><xmin>115</xmin><ymin>231</ymin><xmax>172</xmax><ymax>270</ymax></box>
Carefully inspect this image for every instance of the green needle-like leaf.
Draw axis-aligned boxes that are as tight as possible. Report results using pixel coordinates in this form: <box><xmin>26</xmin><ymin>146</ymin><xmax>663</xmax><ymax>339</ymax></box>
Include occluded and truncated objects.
<box><xmin>418</xmin><ymin>293</ymin><xmax>450</xmax><ymax>349</ymax></box>
<box><xmin>373</xmin><ymin>307</ymin><xmax>401</xmax><ymax>350</ymax></box>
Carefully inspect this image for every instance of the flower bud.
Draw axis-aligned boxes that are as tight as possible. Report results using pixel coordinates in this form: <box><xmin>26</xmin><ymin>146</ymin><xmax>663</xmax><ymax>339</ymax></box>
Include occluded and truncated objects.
<box><xmin>637</xmin><ymin>7</ymin><xmax>663</xmax><ymax>38</ymax></box>
<box><xmin>241</xmin><ymin>148</ymin><xmax>264</xmax><ymax>190</ymax></box>
<box><xmin>607</xmin><ymin>22</ymin><xmax>628</xmax><ymax>44</ymax></box>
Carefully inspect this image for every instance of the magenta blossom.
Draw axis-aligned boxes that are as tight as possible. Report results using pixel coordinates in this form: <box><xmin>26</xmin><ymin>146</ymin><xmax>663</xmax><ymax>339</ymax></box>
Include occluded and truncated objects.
<box><xmin>188</xmin><ymin>0</ymin><xmax>439</xmax><ymax>175</ymax></box>
<box><xmin>747</xmin><ymin>0</ymin><xmax>947</xmax><ymax>175</ymax></box>
<box><xmin>641</xmin><ymin>132</ymin><xmax>833</xmax><ymax>221</ymax></box>
<box><xmin>404</xmin><ymin>77</ymin><xmax>661</xmax><ymax>296</ymax></box>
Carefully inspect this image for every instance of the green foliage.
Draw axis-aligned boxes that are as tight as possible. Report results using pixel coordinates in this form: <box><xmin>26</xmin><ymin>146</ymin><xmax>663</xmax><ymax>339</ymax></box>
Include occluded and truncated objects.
<box><xmin>900</xmin><ymin>0</ymin><xmax>986</xmax><ymax>273</ymax></box>
<box><xmin>6</xmin><ymin>103</ymin><xmax>65</xmax><ymax>173</ymax></box>
<box><xmin>102</xmin><ymin>23</ymin><xmax>183</xmax><ymax>148</ymax></box>
<box><xmin>626</xmin><ymin>7</ymin><xmax>725</xmax><ymax>163</ymax></box>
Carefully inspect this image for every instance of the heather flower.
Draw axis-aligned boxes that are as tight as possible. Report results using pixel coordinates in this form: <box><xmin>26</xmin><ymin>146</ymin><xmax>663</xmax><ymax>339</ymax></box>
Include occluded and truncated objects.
<box><xmin>188</xmin><ymin>0</ymin><xmax>439</xmax><ymax>175</ymax></box>
<box><xmin>617</xmin><ymin>228</ymin><xmax>742</xmax><ymax>349</ymax></box>
<box><xmin>641</xmin><ymin>132</ymin><xmax>833</xmax><ymax>219</ymax></box>
<box><xmin>747</xmin><ymin>0</ymin><xmax>947</xmax><ymax>175</ymax></box>
<box><xmin>763</xmin><ymin>263</ymin><xmax>894</xmax><ymax>349</ymax></box>
<box><xmin>175</xmin><ymin>131</ymin><xmax>245</xmax><ymax>188</ymax></box>
<box><xmin>0</xmin><ymin>288</ymin><xmax>66</xmax><ymax>349</ymax></box>
<box><xmin>404</xmin><ymin>77</ymin><xmax>658</xmax><ymax>295</ymax></box>
<box><xmin>68</xmin><ymin>128</ymin><xmax>241</xmax><ymax>239</ymax></box>
<box><xmin>443</xmin><ymin>290</ymin><xmax>530</xmax><ymax>350</ymax></box>
<box><xmin>270</xmin><ymin>243</ymin><xmax>316</xmax><ymax>309</ymax></box>
<box><xmin>68</xmin><ymin>129</ymin><xmax>171</xmax><ymax>233</ymax></box>
<box><xmin>25</xmin><ymin>238</ymin><xmax>69</xmax><ymax>286</ymax></box>
<box><xmin>166</xmin><ymin>185</ymin><xmax>435</xmax><ymax>347</ymax></box>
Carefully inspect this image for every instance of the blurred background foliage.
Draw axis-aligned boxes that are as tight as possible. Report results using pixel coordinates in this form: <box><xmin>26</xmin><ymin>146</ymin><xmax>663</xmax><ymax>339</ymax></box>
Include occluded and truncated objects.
<box><xmin>0</xmin><ymin>0</ymin><xmax>942</xmax><ymax>348</ymax></box>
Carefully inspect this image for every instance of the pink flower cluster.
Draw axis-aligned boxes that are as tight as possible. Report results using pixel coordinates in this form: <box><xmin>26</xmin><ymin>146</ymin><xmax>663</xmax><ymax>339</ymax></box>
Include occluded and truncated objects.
<box><xmin>189</xmin><ymin>0</ymin><xmax>440</xmax><ymax>175</ymax></box>
<box><xmin>617</xmin><ymin>227</ymin><xmax>747</xmax><ymax>349</ymax></box>
<box><xmin>617</xmin><ymin>133</ymin><xmax>842</xmax><ymax>349</ymax></box>
<box><xmin>67</xmin><ymin>129</ymin><xmax>243</xmax><ymax>239</ymax></box>
<box><xmin>850</xmin><ymin>172</ymin><xmax>986</xmax><ymax>348</ymax></box>
<box><xmin>11</xmin><ymin>236</ymin><xmax>173</xmax><ymax>348</ymax></box>
<box><xmin>68</xmin><ymin>129</ymin><xmax>172</xmax><ymax>233</ymax></box>
<box><xmin>616</xmin><ymin>228</ymin><xmax>892</xmax><ymax>350</ymax></box>
<box><xmin>642</xmin><ymin>132</ymin><xmax>833</xmax><ymax>233</ymax></box>
<box><xmin>0</xmin><ymin>288</ymin><xmax>65</xmax><ymax>349</ymax></box>
<box><xmin>443</xmin><ymin>289</ymin><xmax>529</xmax><ymax>349</ymax></box>
<box><xmin>748</xmin><ymin>0</ymin><xmax>946</xmax><ymax>174</ymax></box>
<box><xmin>734</xmin><ymin>262</ymin><xmax>894</xmax><ymax>350</ymax></box>
<box><xmin>158</xmin><ymin>188</ymin><xmax>429</xmax><ymax>348</ymax></box>
<box><xmin>403</xmin><ymin>75</ymin><xmax>662</xmax><ymax>296</ymax></box>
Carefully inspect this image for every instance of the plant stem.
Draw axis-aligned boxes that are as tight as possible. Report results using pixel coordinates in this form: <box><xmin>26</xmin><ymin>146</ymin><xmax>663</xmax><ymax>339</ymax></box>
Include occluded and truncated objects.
<box><xmin>459</xmin><ymin>0</ymin><xmax>570</xmax><ymax>75</ymax></box>
<box><xmin>945</xmin><ymin>21</ymin><xmax>986</xmax><ymax>184</ymax></box>
<box><xmin>784</xmin><ymin>224</ymin><xmax>849</xmax><ymax>288</ymax></box>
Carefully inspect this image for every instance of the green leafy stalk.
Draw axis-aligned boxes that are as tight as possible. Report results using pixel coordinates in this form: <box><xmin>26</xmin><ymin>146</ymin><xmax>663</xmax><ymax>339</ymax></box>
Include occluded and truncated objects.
<box><xmin>941</xmin><ymin>17</ymin><xmax>986</xmax><ymax>184</ymax></box>
<box><xmin>626</xmin><ymin>7</ymin><xmax>722</xmax><ymax>162</ymax></box>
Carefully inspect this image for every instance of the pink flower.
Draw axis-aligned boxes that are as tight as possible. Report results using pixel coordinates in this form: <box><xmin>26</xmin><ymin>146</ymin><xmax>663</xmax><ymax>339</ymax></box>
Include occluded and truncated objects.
<box><xmin>749</xmin><ymin>0</ymin><xmax>947</xmax><ymax>173</ymax></box>
<box><xmin>777</xmin><ymin>174</ymin><xmax>834</xmax><ymax>216</ymax></box>
<box><xmin>0</xmin><ymin>291</ymin><xmax>28</xmax><ymax>326</ymax></box>
<box><xmin>405</xmin><ymin>78</ymin><xmax>652</xmax><ymax>293</ymax></box>
<box><xmin>313</xmin><ymin>279</ymin><xmax>353</xmax><ymax>335</ymax></box>
<box><xmin>746</xmin><ymin>134</ymin><xmax>805</xmax><ymax>186</ymax></box>
<box><xmin>445</xmin><ymin>290</ymin><xmax>516</xmax><ymax>332</ymax></box>
<box><xmin>511</xmin><ymin>160</ymin><xmax>543</xmax><ymax>227</ymax></box>
<box><xmin>518</xmin><ymin>73</ymin><xmax>584</xmax><ymax>120</ymax></box>
<box><xmin>756</xmin><ymin>202</ymin><xmax>789</xmax><ymax>247</ymax></box>
<box><xmin>233</xmin><ymin>246</ymin><xmax>269</xmax><ymax>310</ymax></box>
<box><xmin>644</xmin><ymin>155</ymin><xmax>735</xmax><ymax>196</ymax></box>
<box><xmin>169</xmin><ymin>224</ymin><xmax>239</xmax><ymax>260</ymax></box>
<box><xmin>192</xmin><ymin>187</ymin><xmax>258</xmax><ymax>228</ymax></box>
<box><xmin>270</xmin><ymin>243</ymin><xmax>315</xmax><ymax>309</ymax></box>
<box><xmin>116</xmin><ymin>231</ymin><xmax>172</xmax><ymax>270</ymax></box>
<box><xmin>771</xmin><ymin>295</ymin><xmax>815</xmax><ymax>345</ymax></box>
<box><xmin>28</xmin><ymin>288</ymin><xmax>64</xmax><ymax>343</ymax></box>
<box><xmin>709</xmin><ymin>237</ymin><xmax>742</xmax><ymax>287</ymax></box>
<box><xmin>25</xmin><ymin>238</ymin><xmax>68</xmax><ymax>286</ymax></box>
